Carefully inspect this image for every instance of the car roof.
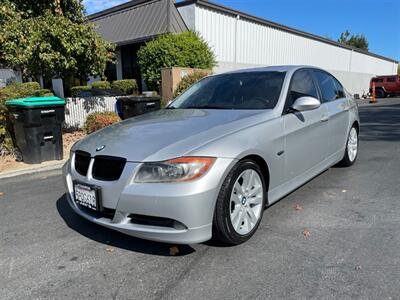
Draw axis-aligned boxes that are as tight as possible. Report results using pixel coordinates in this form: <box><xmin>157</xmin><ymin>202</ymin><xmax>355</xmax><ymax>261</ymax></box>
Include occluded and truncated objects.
<box><xmin>221</xmin><ymin>65</ymin><xmax>327</xmax><ymax>74</ymax></box>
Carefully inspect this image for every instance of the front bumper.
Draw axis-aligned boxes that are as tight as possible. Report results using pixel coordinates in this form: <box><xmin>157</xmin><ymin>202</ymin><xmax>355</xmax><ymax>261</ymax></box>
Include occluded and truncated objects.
<box><xmin>62</xmin><ymin>155</ymin><xmax>235</xmax><ymax>244</ymax></box>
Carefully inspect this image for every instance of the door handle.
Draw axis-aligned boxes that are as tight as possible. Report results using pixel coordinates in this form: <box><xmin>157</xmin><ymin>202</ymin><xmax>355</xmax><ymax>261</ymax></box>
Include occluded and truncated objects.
<box><xmin>321</xmin><ymin>115</ymin><xmax>329</xmax><ymax>122</ymax></box>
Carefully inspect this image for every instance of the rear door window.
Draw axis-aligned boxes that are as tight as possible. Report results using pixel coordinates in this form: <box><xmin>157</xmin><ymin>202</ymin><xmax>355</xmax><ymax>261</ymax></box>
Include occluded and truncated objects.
<box><xmin>332</xmin><ymin>78</ymin><xmax>345</xmax><ymax>99</ymax></box>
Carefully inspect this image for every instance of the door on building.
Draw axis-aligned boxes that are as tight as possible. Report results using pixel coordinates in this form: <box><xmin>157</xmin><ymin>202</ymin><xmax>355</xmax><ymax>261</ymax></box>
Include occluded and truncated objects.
<box><xmin>120</xmin><ymin>43</ymin><xmax>144</xmax><ymax>92</ymax></box>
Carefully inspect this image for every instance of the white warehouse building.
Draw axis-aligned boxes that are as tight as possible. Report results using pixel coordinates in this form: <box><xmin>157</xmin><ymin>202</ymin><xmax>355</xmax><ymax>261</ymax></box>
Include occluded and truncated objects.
<box><xmin>90</xmin><ymin>0</ymin><xmax>398</xmax><ymax>95</ymax></box>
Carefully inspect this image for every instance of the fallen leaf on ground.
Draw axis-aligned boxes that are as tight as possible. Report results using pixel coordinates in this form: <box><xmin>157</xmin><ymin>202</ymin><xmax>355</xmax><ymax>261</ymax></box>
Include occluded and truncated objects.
<box><xmin>294</xmin><ymin>204</ymin><xmax>303</xmax><ymax>211</ymax></box>
<box><xmin>303</xmin><ymin>229</ymin><xmax>310</xmax><ymax>237</ymax></box>
<box><xmin>355</xmin><ymin>265</ymin><xmax>362</xmax><ymax>270</ymax></box>
<box><xmin>0</xmin><ymin>192</ymin><xmax>4</xmax><ymax>197</ymax></box>
<box><xmin>169</xmin><ymin>246</ymin><xmax>179</xmax><ymax>256</ymax></box>
<box><xmin>106</xmin><ymin>247</ymin><xmax>115</xmax><ymax>253</ymax></box>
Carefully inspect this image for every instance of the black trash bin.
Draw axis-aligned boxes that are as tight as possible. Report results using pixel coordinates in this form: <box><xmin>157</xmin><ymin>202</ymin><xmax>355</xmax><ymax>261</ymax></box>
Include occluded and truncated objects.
<box><xmin>116</xmin><ymin>96</ymin><xmax>161</xmax><ymax>120</ymax></box>
<box><xmin>6</xmin><ymin>96</ymin><xmax>66</xmax><ymax>164</ymax></box>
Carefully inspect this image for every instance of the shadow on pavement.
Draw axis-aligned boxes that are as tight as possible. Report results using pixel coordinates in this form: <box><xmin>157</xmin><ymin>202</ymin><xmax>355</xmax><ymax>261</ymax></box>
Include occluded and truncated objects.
<box><xmin>359</xmin><ymin>104</ymin><xmax>400</xmax><ymax>142</ymax></box>
<box><xmin>56</xmin><ymin>194</ymin><xmax>195</xmax><ymax>256</ymax></box>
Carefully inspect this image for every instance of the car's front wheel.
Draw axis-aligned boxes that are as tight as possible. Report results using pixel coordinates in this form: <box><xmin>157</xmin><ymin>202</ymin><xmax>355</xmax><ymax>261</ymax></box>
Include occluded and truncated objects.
<box><xmin>212</xmin><ymin>160</ymin><xmax>266</xmax><ymax>245</ymax></box>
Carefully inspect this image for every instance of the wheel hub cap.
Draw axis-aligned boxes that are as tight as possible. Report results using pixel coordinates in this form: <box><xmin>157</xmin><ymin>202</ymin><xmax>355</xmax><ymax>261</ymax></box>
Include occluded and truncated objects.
<box><xmin>347</xmin><ymin>127</ymin><xmax>358</xmax><ymax>162</ymax></box>
<box><xmin>229</xmin><ymin>169</ymin><xmax>264</xmax><ymax>235</ymax></box>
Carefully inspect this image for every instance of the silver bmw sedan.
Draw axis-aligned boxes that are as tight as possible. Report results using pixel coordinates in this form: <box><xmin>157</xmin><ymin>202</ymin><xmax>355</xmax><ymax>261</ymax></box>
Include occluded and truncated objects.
<box><xmin>63</xmin><ymin>65</ymin><xmax>359</xmax><ymax>245</ymax></box>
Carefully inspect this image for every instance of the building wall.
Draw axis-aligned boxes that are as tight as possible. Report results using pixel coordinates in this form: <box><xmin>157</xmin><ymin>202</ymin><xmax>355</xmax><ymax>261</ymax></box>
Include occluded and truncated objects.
<box><xmin>0</xmin><ymin>68</ymin><xmax>22</xmax><ymax>88</ymax></box>
<box><xmin>178</xmin><ymin>4</ymin><xmax>398</xmax><ymax>95</ymax></box>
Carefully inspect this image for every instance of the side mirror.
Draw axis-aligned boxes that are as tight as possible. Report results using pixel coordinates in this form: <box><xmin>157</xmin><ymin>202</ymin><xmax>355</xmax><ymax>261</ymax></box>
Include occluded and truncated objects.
<box><xmin>291</xmin><ymin>96</ymin><xmax>320</xmax><ymax>112</ymax></box>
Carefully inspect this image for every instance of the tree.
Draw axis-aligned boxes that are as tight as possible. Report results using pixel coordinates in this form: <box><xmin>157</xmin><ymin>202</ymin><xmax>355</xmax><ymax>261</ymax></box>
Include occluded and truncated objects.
<box><xmin>338</xmin><ymin>30</ymin><xmax>369</xmax><ymax>51</ymax></box>
<box><xmin>138</xmin><ymin>31</ymin><xmax>216</xmax><ymax>91</ymax></box>
<box><xmin>5</xmin><ymin>0</ymin><xmax>85</xmax><ymax>22</ymax></box>
<box><xmin>0</xmin><ymin>0</ymin><xmax>114</xmax><ymax>80</ymax></box>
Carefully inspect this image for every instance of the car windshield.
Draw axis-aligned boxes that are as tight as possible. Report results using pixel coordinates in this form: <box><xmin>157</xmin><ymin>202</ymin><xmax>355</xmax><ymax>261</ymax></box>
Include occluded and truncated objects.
<box><xmin>169</xmin><ymin>71</ymin><xmax>286</xmax><ymax>110</ymax></box>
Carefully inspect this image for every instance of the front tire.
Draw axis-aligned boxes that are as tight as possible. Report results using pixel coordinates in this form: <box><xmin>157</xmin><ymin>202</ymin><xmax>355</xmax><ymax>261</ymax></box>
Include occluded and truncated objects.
<box><xmin>338</xmin><ymin>126</ymin><xmax>358</xmax><ymax>167</ymax></box>
<box><xmin>212</xmin><ymin>160</ymin><xmax>266</xmax><ymax>245</ymax></box>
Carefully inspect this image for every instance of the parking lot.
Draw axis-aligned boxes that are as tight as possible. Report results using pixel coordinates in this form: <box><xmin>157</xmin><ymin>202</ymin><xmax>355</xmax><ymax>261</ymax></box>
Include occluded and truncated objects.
<box><xmin>1</xmin><ymin>99</ymin><xmax>399</xmax><ymax>299</ymax></box>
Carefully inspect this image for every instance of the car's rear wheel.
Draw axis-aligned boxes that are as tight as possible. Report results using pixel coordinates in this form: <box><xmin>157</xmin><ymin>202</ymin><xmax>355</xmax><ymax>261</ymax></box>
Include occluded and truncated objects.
<box><xmin>212</xmin><ymin>160</ymin><xmax>266</xmax><ymax>245</ymax></box>
<box><xmin>375</xmin><ymin>89</ymin><xmax>386</xmax><ymax>98</ymax></box>
<box><xmin>338</xmin><ymin>126</ymin><xmax>358</xmax><ymax>167</ymax></box>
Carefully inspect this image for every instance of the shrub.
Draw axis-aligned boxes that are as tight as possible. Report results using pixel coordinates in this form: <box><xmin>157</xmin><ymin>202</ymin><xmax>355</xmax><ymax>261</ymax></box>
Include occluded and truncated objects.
<box><xmin>173</xmin><ymin>71</ymin><xmax>209</xmax><ymax>98</ymax></box>
<box><xmin>33</xmin><ymin>89</ymin><xmax>53</xmax><ymax>97</ymax></box>
<box><xmin>71</xmin><ymin>85</ymin><xmax>91</xmax><ymax>97</ymax></box>
<box><xmin>22</xmin><ymin>82</ymin><xmax>40</xmax><ymax>91</ymax></box>
<box><xmin>91</xmin><ymin>80</ymin><xmax>111</xmax><ymax>89</ymax></box>
<box><xmin>0</xmin><ymin>81</ymin><xmax>43</xmax><ymax>102</ymax></box>
<box><xmin>111</xmin><ymin>79</ymin><xmax>138</xmax><ymax>95</ymax></box>
<box><xmin>83</xmin><ymin>111</ymin><xmax>120</xmax><ymax>134</ymax></box>
<box><xmin>138</xmin><ymin>31</ymin><xmax>216</xmax><ymax>91</ymax></box>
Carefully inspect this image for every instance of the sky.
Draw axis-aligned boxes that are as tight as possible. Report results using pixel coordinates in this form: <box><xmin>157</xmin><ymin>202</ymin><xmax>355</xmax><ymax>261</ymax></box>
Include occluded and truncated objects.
<box><xmin>83</xmin><ymin>0</ymin><xmax>400</xmax><ymax>61</ymax></box>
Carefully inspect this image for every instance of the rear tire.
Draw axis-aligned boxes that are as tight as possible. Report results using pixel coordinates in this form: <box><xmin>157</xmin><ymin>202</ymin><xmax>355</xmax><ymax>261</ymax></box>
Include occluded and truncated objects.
<box><xmin>212</xmin><ymin>160</ymin><xmax>266</xmax><ymax>245</ymax></box>
<box><xmin>375</xmin><ymin>89</ymin><xmax>386</xmax><ymax>98</ymax></box>
<box><xmin>338</xmin><ymin>125</ymin><xmax>358</xmax><ymax>167</ymax></box>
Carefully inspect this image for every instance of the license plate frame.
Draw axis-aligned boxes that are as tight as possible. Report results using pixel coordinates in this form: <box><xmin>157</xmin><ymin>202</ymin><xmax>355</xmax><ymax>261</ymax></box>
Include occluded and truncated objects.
<box><xmin>73</xmin><ymin>181</ymin><xmax>102</xmax><ymax>211</ymax></box>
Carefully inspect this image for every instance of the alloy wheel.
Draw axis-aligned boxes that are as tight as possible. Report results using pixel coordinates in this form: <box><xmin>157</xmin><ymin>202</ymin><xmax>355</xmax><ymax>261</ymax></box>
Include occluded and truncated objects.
<box><xmin>229</xmin><ymin>169</ymin><xmax>264</xmax><ymax>235</ymax></box>
<box><xmin>348</xmin><ymin>127</ymin><xmax>358</xmax><ymax>162</ymax></box>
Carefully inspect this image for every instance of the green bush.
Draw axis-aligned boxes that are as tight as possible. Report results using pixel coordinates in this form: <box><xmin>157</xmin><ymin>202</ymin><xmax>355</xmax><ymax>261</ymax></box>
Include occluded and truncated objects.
<box><xmin>83</xmin><ymin>111</ymin><xmax>120</xmax><ymax>134</ymax></box>
<box><xmin>138</xmin><ymin>31</ymin><xmax>216</xmax><ymax>91</ymax></box>
<box><xmin>22</xmin><ymin>82</ymin><xmax>40</xmax><ymax>91</ymax></box>
<box><xmin>91</xmin><ymin>80</ymin><xmax>111</xmax><ymax>89</ymax></box>
<box><xmin>0</xmin><ymin>81</ymin><xmax>43</xmax><ymax>103</ymax></box>
<box><xmin>71</xmin><ymin>85</ymin><xmax>91</xmax><ymax>97</ymax></box>
<box><xmin>111</xmin><ymin>79</ymin><xmax>138</xmax><ymax>95</ymax></box>
<box><xmin>173</xmin><ymin>71</ymin><xmax>209</xmax><ymax>98</ymax></box>
<box><xmin>33</xmin><ymin>89</ymin><xmax>53</xmax><ymax>97</ymax></box>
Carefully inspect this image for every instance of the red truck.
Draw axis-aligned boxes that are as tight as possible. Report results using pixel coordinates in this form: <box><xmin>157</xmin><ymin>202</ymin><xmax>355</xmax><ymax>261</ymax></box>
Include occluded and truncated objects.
<box><xmin>370</xmin><ymin>75</ymin><xmax>400</xmax><ymax>98</ymax></box>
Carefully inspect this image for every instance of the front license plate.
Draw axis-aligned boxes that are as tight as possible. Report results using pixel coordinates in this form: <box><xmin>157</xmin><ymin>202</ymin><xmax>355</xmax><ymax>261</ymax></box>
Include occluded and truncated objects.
<box><xmin>74</xmin><ymin>183</ymin><xmax>100</xmax><ymax>211</ymax></box>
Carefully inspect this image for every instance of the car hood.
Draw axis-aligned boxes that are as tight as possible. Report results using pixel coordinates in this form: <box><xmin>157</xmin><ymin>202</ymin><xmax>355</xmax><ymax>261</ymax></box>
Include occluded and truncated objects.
<box><xmin>73</xmin><ymin>109</ymin><xmax>275</xmax><ymax>162</ymax></box>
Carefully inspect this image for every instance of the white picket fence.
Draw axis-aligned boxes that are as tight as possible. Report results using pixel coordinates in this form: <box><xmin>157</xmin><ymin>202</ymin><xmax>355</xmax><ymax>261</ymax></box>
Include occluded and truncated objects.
<box><xmin>64</xmin><ymin>96</ymin><xmax>118</xmax><ymax>130</ymax></box>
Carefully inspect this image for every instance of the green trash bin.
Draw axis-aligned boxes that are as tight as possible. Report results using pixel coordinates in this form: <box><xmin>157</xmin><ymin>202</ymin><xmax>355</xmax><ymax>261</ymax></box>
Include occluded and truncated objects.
<box><xmin>6</xmin><ymin>96</ymin><xmax>66</xmax><ymax>164</ymax></box>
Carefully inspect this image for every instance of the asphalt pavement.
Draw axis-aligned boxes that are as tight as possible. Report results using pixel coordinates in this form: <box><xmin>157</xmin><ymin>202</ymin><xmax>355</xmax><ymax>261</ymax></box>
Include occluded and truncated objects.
<box><xmin>1</xmin><ymin>99</ymin><xmax>400</xmax><ymax>299</ymax></box>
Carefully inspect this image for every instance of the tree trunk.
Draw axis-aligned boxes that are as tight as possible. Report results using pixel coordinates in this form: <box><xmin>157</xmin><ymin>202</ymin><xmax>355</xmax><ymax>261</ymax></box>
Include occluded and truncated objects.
<box><xmin>54</xmin><ymin>0</ymin><xmax>63</xmax><ymax>15</ymax></box>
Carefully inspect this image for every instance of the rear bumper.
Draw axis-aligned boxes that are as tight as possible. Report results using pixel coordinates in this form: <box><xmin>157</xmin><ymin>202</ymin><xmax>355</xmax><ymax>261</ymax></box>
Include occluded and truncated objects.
<box><xmin>62</xmin><ymin>157</ymin><xmax>236</xmax><ymax>244</ymax></box>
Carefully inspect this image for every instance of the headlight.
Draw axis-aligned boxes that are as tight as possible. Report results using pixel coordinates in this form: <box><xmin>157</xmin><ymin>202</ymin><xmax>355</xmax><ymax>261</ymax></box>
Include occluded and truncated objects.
<box><xmin>134</xmin><ymin>157</ymin><xmax>216</xmax><ymax>183</ymax></box>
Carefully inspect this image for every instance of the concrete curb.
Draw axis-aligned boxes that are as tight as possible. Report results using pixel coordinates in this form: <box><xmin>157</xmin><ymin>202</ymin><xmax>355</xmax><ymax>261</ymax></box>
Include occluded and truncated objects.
<box><xmin>0</xmin><ymin>160</ymin><xmax>66</xmax><ymax>179</ymax></box>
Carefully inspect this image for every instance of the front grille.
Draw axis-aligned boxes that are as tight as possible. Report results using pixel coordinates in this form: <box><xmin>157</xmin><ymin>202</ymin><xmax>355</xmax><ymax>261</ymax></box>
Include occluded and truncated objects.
<box><xmin>74</xmin><ymin>151</ymin><xmax>91</xmax><ymax>176</ymax></box>
<box><xmin>92</xmin><ymin>155</ymin><xmax>126</xmax><ymax>181</ymax></box>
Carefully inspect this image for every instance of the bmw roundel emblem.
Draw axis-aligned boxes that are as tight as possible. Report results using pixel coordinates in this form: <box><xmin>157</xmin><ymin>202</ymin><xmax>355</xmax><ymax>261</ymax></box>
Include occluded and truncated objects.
<box><xmin>96</xmin><ymin>145</ymin><xmax>106</xmax><ymax>152</ymax></box>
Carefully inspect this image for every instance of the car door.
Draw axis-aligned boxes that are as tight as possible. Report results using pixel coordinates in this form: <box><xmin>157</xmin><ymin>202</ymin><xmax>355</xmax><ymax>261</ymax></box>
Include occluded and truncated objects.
<box><xmin>313</xmin><ymin>70</ymin><xmax>350</xmax><ymax>155</ymax></box>
<box><xmin>283</xmin><ymin>69</ymin><xmax>330</xmax><ymax>181</ymax></box>
<box><xmin>385</xmin><ymin>76</ymin><xmax>397</xmax><ymax>94</ymax></box>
